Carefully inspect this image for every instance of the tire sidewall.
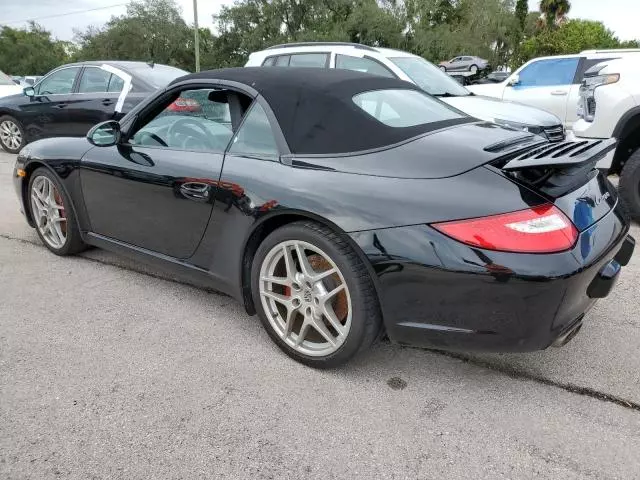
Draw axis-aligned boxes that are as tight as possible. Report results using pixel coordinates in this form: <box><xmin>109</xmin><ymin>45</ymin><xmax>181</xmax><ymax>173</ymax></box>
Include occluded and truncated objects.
<box><xmin>0</xmin><ymin>115</ymin><xmax>26</xmax><ymax>154</ymax></box>
<box><xmin>27</xmin><ymin>167</ymin><xmax>81</xmax><ymax>255</ymax></box>
<box><xmin>618</xmin><ymin>148</ymin><xmax>640</xmax><ymax>222</ymax></box>
<box><xmin>251</xmin><ymin>223</ymin><xmax>375</xmax><ymax>368</ymax></box>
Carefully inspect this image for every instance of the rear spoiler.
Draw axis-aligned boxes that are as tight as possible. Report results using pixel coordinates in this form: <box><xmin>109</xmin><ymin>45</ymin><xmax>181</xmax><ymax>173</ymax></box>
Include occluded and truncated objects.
<box><xmin>499</xmin><ymin>138</ymin><xmax>617</xmax><ymax>171</ymax></box>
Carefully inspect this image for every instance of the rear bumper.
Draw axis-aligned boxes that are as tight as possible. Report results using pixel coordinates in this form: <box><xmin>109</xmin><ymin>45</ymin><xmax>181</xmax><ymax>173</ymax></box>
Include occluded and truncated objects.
<box><xmin>350</xmin><ymin>207</ymin><xmax>632</xmax><ymax>353</ymax></box>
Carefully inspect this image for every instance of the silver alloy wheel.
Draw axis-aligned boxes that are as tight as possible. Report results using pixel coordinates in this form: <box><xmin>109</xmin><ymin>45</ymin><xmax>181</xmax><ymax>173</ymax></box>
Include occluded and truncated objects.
<box><xmin>259</xmin><ymin>240</ymin><xmax>352</xmax><ymax>357</ymax></box>
<box><xmin>0</xmin><ymin>120</ymin><xmax>22</xmax><ymax>150</ymax></box>
<box><xmin>30</xmin><ymin>176</ymin><xmax>67</xmax><ymax>249</ymax></box>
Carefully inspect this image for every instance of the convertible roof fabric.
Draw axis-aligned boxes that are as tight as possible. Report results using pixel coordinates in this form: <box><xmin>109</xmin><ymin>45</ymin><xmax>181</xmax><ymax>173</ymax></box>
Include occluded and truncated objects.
<box><xmin>173</xmin><ymin>67</ymin><xmax>471</xmax><ymax>155</ymax></box>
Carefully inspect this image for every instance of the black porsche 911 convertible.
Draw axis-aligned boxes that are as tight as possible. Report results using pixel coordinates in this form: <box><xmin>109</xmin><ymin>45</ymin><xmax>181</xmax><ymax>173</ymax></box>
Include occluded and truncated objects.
<box><xmin>13</xmin><ymin>67</ymin><xmax>635</xmax><ymax>367</ymax></box>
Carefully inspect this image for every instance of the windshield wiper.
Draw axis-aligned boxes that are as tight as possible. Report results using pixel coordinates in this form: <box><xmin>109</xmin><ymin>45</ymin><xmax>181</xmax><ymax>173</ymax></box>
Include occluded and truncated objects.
<box><xmin>432</xmin><ymin>92</ymin><xmax>456</xmax><ymax>97</ymax></box>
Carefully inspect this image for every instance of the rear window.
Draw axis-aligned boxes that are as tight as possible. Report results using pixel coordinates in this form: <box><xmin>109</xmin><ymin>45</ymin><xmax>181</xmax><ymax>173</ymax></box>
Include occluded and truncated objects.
<box><xmin>353</xmin><ymin>89</ymin><xmax>464</xmax><ymax>128</ymax></box>
<box><xmin>128</xmin><ymin>64</ymin><xmax>189</xmax><ymax>88</ymax></box>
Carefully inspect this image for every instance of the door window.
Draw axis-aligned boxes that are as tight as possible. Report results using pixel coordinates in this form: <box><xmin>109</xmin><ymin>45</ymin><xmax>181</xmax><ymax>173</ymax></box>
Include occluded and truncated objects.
<box><xmin>130</xmin><ymin>88</ymin><xmax>243</xmax><ymax>153</ymax></box>
<box><xmin>36</xmin><ymin>67</ymin><xmax>80</xmax><ymax>95</ymax></box>
<box><xmin>288</xmin><ymin>53</ymin><xmax>328</xmax><ymax>67</ymax></box>
<box><xmin>275</xmin><ymin>55</ymin><xmax>291</xmax><ymax>67</ymax></box>
<box><xmin>78</xmin><ymin>67</ymin><xmax>125</xmax><ymax>93</ymax></box>
<box><xmin>335</xmin><ymin>55</ymin><xmax>395</xmax><ymax>78</ymax></box>
<box><xmin>262</xmin><ymin>56</ymin><xmax>277</xmax><ymax>66</ymax></box>
<box><xmin>228</xmin><ymin>103</ymin><xmax>279</xmax><ymax>156</ymax></box>
<box><xmin>516</xmin><ymin>58</ymin><xmax>579</xmax><ymax>88</ymax></box>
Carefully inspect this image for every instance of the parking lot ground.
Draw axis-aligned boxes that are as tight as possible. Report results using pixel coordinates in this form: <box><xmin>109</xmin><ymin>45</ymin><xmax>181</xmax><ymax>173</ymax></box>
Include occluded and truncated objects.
<box><xmin>2</xmin><ymin>150</ymin><xmax>640</xmax><ymax>479</ymax></box>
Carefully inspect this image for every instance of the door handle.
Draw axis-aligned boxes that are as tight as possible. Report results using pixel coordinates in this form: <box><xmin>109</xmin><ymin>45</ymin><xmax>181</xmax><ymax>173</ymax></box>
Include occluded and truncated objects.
<box><xmin>102</xmin><ymin>99</ymin><xmax>114</xmax><ymax>106</ymax></box>
<box><xmin>180</xmin><ymin>182</ymin><xmax>211</xmax><ymax>201</ymax></box>
<box><xmin>550</xmin><ymin>90</ymin><xmax>568</xmax><ymax>96</ymax></box>
<box><xmin>54</xmin><ymin>103</ymin><xmax>68</xmax><ymax>108</ymax></box>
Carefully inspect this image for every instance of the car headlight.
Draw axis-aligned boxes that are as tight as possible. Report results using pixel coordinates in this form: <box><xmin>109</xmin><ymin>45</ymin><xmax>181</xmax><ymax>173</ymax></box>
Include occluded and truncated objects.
<box><xmin>577</xmin><ymin>73</ymin><xmax>619</xmax><ymax>122</ymax></box>
<box><xmin>493</xmin><ymin>119</ymin><xmax>544</xmax><ymax>136</ymax></box>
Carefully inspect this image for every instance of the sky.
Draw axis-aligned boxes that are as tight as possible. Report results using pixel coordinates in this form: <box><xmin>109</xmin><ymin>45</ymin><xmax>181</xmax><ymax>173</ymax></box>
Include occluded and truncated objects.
<box><xmin>1</xmin><ymin>0</ymin><xmax>638</xmax><ymax>42</ymax></box>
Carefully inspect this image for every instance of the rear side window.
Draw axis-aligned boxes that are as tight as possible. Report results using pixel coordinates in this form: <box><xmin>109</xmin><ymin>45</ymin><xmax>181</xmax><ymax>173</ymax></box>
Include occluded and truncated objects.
<box><xmin>517</xmin><ymin>58</ymin><xmax>579</xmax><ymax>87</ymax></box>
<box><xmin>267</xmin><ymin>53</ymin><xmax>328</xmax><ymax>68</ymax></box>
<box><xmin>288</xmin><ymin>53</ymin><xmax>328</xmax><ymax>67</ymax></box>
<box><xmin>229</xmin><ymin>103</ymin><xmax>279</xmax><ymax>155</ymax></box>
<box><xmin>335</xmin><ymin>55</ymin><xmax>395</xmax><ymax>78</ymax></box>
<box><xmin>353</xmin><ymin>89</ymin><xmax>464</xmax><ymax>127</ymax></box>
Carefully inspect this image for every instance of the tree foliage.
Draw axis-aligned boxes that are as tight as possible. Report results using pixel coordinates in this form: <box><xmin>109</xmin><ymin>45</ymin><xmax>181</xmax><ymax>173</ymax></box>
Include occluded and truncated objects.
<box><xmin>1</xmin><ymin>0</ymin><xmax>639</xmax><ymax>76</ymax></box>
<box><xmin>0</xmin><ymin>23</ymin><xmax>70</xmax><ymax>75</ymax></box>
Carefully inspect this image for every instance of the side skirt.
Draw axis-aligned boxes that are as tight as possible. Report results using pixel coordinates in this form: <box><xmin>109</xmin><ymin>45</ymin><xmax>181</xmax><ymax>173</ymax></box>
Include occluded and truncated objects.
<box><xmin>85</xmin><ymin>232</ymin><xmax>238</xmax><ymax>299</ymax></box>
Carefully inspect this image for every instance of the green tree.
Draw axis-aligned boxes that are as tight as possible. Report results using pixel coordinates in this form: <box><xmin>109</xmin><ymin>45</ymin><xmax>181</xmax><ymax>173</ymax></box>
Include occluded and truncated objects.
<box><xmin>538</xmin><ymin>0</ymin><xmax>571</xmax><ymax>29</ymax></box>
<box><xmin>515</xmin><ymin>0</ymin><xmax>528</xmax><ymax>31</ymax></box>
<box><xmin>74</xmin><ymin>0</ymin><xmax>194</xmax><ymax>70</ymax></box>
<box><xmin>0</xmin><ymin>23</ymin><xmax>70</xmax><ymax>75</ymax></box>
<box><xmin>517</xmin><ymin>19</ymin><xmax>621</xmax><ymax>64</ymax></box>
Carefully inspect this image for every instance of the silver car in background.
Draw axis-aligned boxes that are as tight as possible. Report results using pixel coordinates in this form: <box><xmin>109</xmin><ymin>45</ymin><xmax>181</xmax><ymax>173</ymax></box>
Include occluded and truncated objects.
<box><xmin>439</xmin><ymin>55</ymin><xmax>489</xmax><ymax>74</ymax></box>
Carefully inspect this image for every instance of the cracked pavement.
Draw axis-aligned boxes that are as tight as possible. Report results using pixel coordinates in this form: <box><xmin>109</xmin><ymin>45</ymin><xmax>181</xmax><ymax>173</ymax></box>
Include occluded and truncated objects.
<box><xmin>1</xmin><ymin>151</ymin><xmax>639</xmax><ymax>479</ymax></box>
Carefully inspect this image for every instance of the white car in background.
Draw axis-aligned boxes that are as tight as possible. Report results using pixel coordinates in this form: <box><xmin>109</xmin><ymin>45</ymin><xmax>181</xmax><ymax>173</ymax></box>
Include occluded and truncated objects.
<box><xmin>573</xmin><ymin>57</ymin><xmax>640</xmax><ymax>219</ymax></box>
<box><xmin>246</xmin><ymin>43</ymin><xmax>566</xmax><ymax>142</ymax></box>
<box><xmin>0</xmin><ymin>70</ymin><xmax>23</xmax><ymax>99</ymax></box>
<box><xmin>467</xmin><ymin>49</ymin><xmax>640</xmax><ymax>131</ymax></box>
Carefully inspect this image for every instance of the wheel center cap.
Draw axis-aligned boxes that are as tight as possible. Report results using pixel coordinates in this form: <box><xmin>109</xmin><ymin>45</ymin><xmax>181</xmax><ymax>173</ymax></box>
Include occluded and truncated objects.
<box><xmin>303</xmin><ymin>290</ymin><xmax>312</xmax><ymax>302</ymax></box>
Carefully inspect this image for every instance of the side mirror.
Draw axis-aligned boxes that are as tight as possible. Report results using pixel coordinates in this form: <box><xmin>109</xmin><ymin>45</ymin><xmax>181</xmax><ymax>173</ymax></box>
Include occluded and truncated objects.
<box><xmin>507</xmin><ymin>74</ymin><xmax>520</xmax><ymax>86</ymax></box>
<box><xmin>87</xmin><ymin>120</ymin><xmax>121</xmax><ymax>147</ymax></box>
<box><xmin>23</xmin><ymin>87</ymin><xmax>35</xmax><ymax>97</ymax></box>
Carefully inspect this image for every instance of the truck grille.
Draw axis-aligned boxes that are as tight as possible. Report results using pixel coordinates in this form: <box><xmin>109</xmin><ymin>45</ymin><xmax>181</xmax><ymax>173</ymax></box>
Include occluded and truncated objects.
<box><xmin>543</xmin><ymin>125</ymin><xmax>565</xmax><ymax>142</ymax></box>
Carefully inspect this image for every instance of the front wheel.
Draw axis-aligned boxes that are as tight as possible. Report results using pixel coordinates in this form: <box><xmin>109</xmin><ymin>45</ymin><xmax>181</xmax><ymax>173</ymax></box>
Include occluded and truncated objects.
<box><xmin>251</xmin><ymin>221</ymin><xmax>382</xmax><ymax>368</ymax></box>
<box><xmin>618</xmin><ymin>148</ymin><xmax>640</xmax><ymax>222</ymax></box>
<box><xmin>0</xmin><ymin>115</ymin><xmax>26</xmax><ymax>153</ymax></box>
<box><xmin>439</xmin><ymin>66</ymin><xmax>447</xmax><ymax>72</ymax></box>
<box><xmin>28</xmin><ymin>167</ymin><xmax>86</xmax><ymax>255</ymax></box>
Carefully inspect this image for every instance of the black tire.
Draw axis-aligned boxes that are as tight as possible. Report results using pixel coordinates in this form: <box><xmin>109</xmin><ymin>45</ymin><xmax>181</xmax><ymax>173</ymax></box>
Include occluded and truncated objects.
<box><xmin>251</xmin><ymin>221</ymin><xmax>382</xmax><ymax>368</ymax></box>
<box><xmin>618</xmin><ymin>148</ymin><xmax>640</xmax><ymax>222</ymax></box>
<box><xmin>0</xmin><ymin>115</ymin><xmax>27</xmax><ymax>154</ymax></box>
<box><xmin>469</xmin><ymin>64</ymin><xmax>478</xmax><ymax>74</ymax></box>
<box><xmin>27</xmin><ymin>167</ymin><xmax>86</xmax><ymax>256</ymax></box>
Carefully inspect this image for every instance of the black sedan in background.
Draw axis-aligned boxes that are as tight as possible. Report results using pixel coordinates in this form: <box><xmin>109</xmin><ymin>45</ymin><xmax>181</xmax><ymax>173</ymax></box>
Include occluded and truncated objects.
<box><xmin>13</xmin><ymin>68</ymin><xmax>634</xmax><ymax>368</ymax></box>
<box><xmin>0</xmin><ymin>61</ymin><xmax>187</xmax><ymax>153</ymax></box>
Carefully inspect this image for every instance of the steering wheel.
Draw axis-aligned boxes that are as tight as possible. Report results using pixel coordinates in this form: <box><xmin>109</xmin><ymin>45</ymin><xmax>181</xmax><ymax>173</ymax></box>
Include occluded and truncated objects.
<box><xmin>135</xmin><ymin>131</ymin><xmax>168</xmax><ymax>147</ymax></box>
<box><xmin>166</xmin><ymin>117</ymin><xmax>215</xmax><ymax>151</ymax></box>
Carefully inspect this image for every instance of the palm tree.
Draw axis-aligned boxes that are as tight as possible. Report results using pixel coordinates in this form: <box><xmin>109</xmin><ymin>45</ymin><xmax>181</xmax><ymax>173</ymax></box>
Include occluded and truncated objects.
<box><xmin>539</xmin><ymin>0</ymin><xmax>571</xmax><ymax>29</ymax></box>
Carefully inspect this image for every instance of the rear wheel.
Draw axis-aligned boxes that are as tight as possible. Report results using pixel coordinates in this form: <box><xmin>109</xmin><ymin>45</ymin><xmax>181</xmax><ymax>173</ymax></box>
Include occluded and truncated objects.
<box><xmin>618</xmin><ymin>148</ymin><xmax>640</xmax><ymax>222</ymax></box>
<box><xmin>28</xmin><ymin>167</ymin><xmax>86</xmax><ymax>255</ymax></box>
<box><xmin>0</xmin><ymin>115</ymin><xmax>26</xmax><ymax>153</ymax></box>
<box><xmin>251</xmin><ymin>221</ymin><xmax>381</xmax><ymax>368</ymax></box>
<box><xmin>469</xmin><ymin>64</ymin><xmax>478</xmax><ymax>74</ymax></box>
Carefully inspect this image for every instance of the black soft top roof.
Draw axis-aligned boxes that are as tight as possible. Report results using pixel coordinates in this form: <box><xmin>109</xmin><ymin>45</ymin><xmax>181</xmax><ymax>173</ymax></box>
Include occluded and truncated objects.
<box><xmin>174</xmin><ymin>67</ymin><xmax>470</xmax><ymax>155</ymax></box>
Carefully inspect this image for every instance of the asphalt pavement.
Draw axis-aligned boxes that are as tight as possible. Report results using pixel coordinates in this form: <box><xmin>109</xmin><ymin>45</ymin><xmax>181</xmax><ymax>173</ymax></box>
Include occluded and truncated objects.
<box><xmin>1</xmin><ymin>150</ymin><xmax>640</xmax><ymax>479</ymax></box>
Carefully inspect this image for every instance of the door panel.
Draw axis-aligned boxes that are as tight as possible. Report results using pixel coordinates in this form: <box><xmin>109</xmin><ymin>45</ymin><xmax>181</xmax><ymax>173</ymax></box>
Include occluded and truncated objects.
<box><xmin>503</xmin><ymin>57</ymin><xmax>580</xmax><ymax>124</ymax></box>
<box><xmin>80</xmin><ymin>145</ymin><xmax>223</xmax><ymax>259</ymax></box>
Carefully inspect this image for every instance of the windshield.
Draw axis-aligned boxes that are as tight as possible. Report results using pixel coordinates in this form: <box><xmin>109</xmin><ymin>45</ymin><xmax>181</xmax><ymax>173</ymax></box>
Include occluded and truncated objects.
<box><xmin>128</xmin><ymin>64</ymin><xmax>188</xmax><ymax>88</ymax></box>
<box><xmin>390</xmin><ymin>57</ymin><xmax>470</xmax><ymax>97</ymax></box>
<box><xmin>0</xmin><ymin>70</ymin><xmax>16</xmax><ymax>86</ymax></box>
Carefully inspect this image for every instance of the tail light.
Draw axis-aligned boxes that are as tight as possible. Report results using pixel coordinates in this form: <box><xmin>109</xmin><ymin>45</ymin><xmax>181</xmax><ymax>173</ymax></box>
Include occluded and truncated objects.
<box><xmin>432</xmin><ymin>204</ymin><xmax>578</xmax><ymax>253</ymax></box>
<box><xmin>167</xmin><ymin>97</ymin><xmax>201</xmax><ymax>112</ymax></box>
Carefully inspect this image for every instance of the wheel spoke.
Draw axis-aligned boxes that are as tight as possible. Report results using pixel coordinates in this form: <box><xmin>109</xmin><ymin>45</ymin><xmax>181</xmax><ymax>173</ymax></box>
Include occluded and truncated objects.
<box><xmin>261</xmin><ymin>290</ymin><xmax>291</xmax><ymax>306</ymax></box>
<box><xmin>295</xmin><ymin>243</ymin><xmax>314</xmax><ymax>277</ymax></box>
<box><xmin>312</xmin><ymin>267</ymin><xmax>337</xmax><ymax>283</ymax></box>
<box><xmin>49</xmin><ymin>221</ymin><xmax>65</xmax><ymax>246</ymax></box>
<box><xmin>295</xmin><ymin>321</ymin><xmax>310</xmax><ymax>347</ymax></box>
<box><xmin>281</xmin><ymin>307</ymin><xmax>296</xmax><ymax>339</ymax></box>
<box><xmin>321</xmin><ymin>303</ymin><xmax>346</xmax><ymax>337</ymax></box>
<box><xmin>261</xmin><ymin>275</ymin><xmax>289</xmax><ymax>287</ymax></box>
<box><xmin>282</xmin><ymin>245</ymin><xmax>297</xmax><ymax>279</ymax></box>
<box><xmin>311</xmin><ymin>318</ymin><xmax>337</xmax><ymax>346</ymax></box>
<box><xmin>323</xmin><ymin>284</ymin><xmax>345</xmax><ymax>302</ymax></box>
